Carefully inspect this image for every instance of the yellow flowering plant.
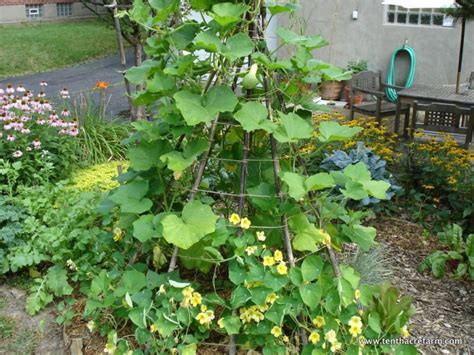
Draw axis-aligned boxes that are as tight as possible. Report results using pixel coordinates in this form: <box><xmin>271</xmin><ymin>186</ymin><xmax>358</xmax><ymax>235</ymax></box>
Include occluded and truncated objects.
<box><xmin>70</xmin><ymin>2</ymin><xmax>417</xmax><ymax>354</ymax></box>
<box><xmin>401</xmin><ymin>134</ymin><xmax>473</xmax><ymax>230</ymax></box>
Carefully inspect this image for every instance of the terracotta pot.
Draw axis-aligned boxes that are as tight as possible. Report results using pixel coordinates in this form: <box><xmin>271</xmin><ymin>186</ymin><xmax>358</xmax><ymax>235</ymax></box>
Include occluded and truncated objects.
<box><xmin>320</xmin><ymin>81</ymin><xmax>344</xmax><ymax>100</ymax></box>
<box><xmin>344</xmin><ymin>85</ymin><xmax>363</xmax><ymax>105</ymax></box>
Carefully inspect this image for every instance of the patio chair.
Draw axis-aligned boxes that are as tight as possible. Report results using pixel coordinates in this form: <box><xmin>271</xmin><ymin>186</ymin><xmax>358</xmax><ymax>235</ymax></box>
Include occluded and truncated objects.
<box><xmin>411</xmin><ymin>101</ymin><xmax>473</xmax><ymax>148</ymax></box>
<box><xmin>349</xmin><ymin>71</ymin><xmax>410</xmax><ymax>133</ymax></box>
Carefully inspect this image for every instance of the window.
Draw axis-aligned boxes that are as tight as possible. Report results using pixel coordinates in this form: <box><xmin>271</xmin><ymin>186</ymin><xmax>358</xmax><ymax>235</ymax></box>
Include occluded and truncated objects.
<box><xmin>57</xmin><ymin>3</ymin><xmax>73</xmax><ymax>17</ymax></box>
<box><xmin>25</xmin><ymin>4</ymin><xmax>43</xmax><ymax>19</ymax></box>
<box><xmin>386</xmin><ymin>5</ymin><xmax>454</xmax><ymax>27</ymax></box>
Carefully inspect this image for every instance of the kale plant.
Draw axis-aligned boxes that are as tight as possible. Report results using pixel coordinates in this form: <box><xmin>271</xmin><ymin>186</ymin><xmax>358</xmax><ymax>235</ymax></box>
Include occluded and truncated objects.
<box><xmin>321</xmin><ymin>142</ymin><xmax>400</xmax><ymax>205</ymax></box>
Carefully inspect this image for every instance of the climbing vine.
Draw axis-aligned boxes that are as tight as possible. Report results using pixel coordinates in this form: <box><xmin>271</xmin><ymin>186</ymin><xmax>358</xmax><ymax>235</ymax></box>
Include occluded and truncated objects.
<box><xmin>81</xmin><ymin>1</ymin><xmax>416</xmax><ymax>354</ymax></box>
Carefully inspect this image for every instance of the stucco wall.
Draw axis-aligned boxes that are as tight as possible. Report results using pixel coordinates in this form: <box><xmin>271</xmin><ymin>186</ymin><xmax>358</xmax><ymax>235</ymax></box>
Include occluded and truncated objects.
<box><xmin>283</xmin><ymin>0</ymin><xmax>474</xmax><ymax>85</ymax></box>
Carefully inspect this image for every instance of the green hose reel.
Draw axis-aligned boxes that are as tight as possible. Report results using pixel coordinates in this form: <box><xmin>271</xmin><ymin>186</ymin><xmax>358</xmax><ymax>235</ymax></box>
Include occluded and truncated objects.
<box><xmin>385</xmin><ymin>45</ymin><xmax>417</xmax><ymax>102</ymax></box>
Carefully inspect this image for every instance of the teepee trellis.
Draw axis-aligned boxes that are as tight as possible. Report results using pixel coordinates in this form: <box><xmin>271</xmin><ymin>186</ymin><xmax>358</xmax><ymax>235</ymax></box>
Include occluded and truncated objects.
<box><xmin>165</xmin><ymin>1</ymin><xmax>313</xmax><ymax>351</ymax></box>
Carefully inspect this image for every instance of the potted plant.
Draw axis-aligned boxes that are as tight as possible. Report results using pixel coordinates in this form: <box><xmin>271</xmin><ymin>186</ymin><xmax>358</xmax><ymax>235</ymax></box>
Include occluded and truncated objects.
<box><xmin>319</xmin><ymin>66</ymin><xmax>352</xmax><ymax>101</ymax></box>
<box><xmin>344</xmin><ymin>59</ymin><xmax>368</xmax><ymax>105</ymax></box>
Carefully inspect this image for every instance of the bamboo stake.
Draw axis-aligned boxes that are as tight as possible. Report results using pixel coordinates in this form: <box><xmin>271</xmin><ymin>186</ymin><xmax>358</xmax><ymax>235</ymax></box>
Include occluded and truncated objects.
<box><xmin>168</xmin><ymin>116</ymin><xmax>220</xmax><ymax>272</ymax></box>
<box><xmin>106</xmin><ymin>0</ymin><xmax>135</xmax><ymax>120</ymax></box>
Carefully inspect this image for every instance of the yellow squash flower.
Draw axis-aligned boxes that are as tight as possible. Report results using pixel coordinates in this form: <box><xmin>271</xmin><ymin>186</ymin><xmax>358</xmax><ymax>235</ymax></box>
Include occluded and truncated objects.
<box><xmin>330</xmin><ymin>341</ymin><xmax>342</xmax><ymax>353</ymax></box>
<box><xmin>348</xmin><ymin>316</ymin><xmax>363</xmax><ymax>337</ymax></box>
<box><xmin>229</xmin><ymin>213</ymin><xmax>241</xmax><ymax>225</ymax></box>
<box><xmin>190</xmin><ymin>292</ymin><xmax>202</xmax><ymax>307</ymax></box>
<box><xmin>245</xmin><ymin>246</ymin><xmax>257</xmax><ymax>256</ymax></box>
<box><xmin>270</xmin><ymin>326</ymin><xmax>282</xmax><ymax>337</ymax></box>
<box><xmin>256</xmin><ymin>231</ymin><xmax>266</xmax><ymax>241</ymax></box>
<box><xmin>265</xmin><ymin>292</ymin><xmax>279</xmax><ymax>304</ymax></box>
<box><xmin>196</xmin><ymin>310</ymin><xmax>215</xmax><ymax>326</ymax></box>
<box><xmin>276</xmin><ymin>262</ymin><xmax>288</xmax><ymax>275</ymax></box>
<box><xmin>150</xmin><ymin>323</ymin><xmax>158</xmax><ymax>333</ymax></box>
<box><xmin>262</xmin><ymin>256</ymin><xmax>276</xmax><ymax>267</ymax></box>
<box><xmin>354</xmin><ymin>289</ymin><xmax>361</xmax><ymax>300</ymax></box>
<box><xmin>309</xmin><ymin>331</ymin><xmax>320</xmax><ymax>344</ymax></box>
<box><xmin>113</xmin><ymin>227</ymin><xmax>123</xmax><ymax>242</ymax></box>
<box><xmin>217</xmin><ymin>318</ymin><xmax>225</xmax><ymax>329</ymax></box>
<box><xmin>325</xmin><ymin>329</ymin><xmax>337</xmax><ymax>343</ymax></box>
<box><xmin>273</xmin><ymin>250</ymin><xmax>283</xmax><ymax>262</ymax></box>
<box><xmin>401</xmin><ymin>325</ymin><xmax>410</xmax><ymax>338</ymax></box>
<box><xmin>348</xmin><ymin>316</ymin><xmax>363</xmax><ymax>328</ymax></box>
<box><xmin>240</xmin><ymin>217</ymin><xmax>251</xmax><ymax>229</ymax></box>
<box><xmin>182</xmin><ymin>286</ymin><xmax>194</xmax><ymax>298</ymax></box>
<box><xmin>312</xmin><ymin>315</ymin><xmax>325</xmax><ymax>328</ymax></box>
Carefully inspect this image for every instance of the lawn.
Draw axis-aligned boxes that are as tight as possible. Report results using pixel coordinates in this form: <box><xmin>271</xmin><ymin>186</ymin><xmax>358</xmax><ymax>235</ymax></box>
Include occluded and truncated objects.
<box><xmin>0</xmin><ymin>20</ymin><xmax>118</xmax><ymax>78</ymax></box>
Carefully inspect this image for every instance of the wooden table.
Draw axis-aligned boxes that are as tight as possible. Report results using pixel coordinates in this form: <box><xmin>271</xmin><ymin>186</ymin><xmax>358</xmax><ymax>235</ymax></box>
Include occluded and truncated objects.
<box><xmin>396</xmin><ymin>84</ymin><xmax>474</xmax><ymax>136</ymax></box>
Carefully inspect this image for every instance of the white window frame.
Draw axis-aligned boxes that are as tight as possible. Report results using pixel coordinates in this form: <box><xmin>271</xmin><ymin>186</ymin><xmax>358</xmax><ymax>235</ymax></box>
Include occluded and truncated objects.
<box><xmin>385</xmin><ymin>5</ymin><xmax>454</xmax><ymax>27</ymax></box>
<box><xmin>25</xmin><ymin>4</ymin><xmax>43</xmax><ymax>19</ymax></box>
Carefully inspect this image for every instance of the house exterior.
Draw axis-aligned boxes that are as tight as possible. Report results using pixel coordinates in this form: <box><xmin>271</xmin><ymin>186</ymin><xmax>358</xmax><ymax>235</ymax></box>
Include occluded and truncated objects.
<box><xmin>284</xmin><ymin>0</ymin><xmax>474</xmax><ymax>85</ymax></box>
<box><xmin>0</xmin><ymin>0</ymin><xmax>102</xmax><ymax>23</ymax></box>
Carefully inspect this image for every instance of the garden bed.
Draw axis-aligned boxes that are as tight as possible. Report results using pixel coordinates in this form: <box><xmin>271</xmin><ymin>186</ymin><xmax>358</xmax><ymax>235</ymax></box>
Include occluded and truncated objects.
<box><xmin>1</xmin><ymin>218</ymin><xmax>472</xmax><ymax>354</ymax></box>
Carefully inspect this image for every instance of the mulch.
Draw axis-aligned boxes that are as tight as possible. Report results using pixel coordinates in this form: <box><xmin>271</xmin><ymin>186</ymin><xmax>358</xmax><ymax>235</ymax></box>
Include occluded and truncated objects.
<box><xmin>374</xmin><ymin>217</ymin><xmax>473</xmax><ymax>355</ymax></box>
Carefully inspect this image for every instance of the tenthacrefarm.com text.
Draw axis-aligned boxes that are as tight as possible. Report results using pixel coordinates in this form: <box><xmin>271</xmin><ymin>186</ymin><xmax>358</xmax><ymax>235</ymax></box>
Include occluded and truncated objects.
<box><xmin>360</xmin><ymin>337</ymin><xmax>463</xmax><ymax>346</ymax></box>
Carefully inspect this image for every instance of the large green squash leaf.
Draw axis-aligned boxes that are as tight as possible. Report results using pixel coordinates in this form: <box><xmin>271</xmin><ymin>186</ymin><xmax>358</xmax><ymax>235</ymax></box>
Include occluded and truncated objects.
<box><xmin>272</xmin><ymin>112</ymin><xmax>313</xmax><ymax>143</ymax></box>
<box><xmin>161</xmin><ymin>200</ymin><xmax>218</xmax><ymax>249</ymax></box>
<box><xmin>233</xmin><ymin>102</ymin><xmax>276</xmax><ymax>133</ymax></box>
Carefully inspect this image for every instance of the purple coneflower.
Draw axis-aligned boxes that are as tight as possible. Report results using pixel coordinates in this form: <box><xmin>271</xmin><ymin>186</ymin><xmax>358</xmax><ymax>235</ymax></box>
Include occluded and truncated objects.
<box><xmin>7</xmin><ymin>135</ymin><xmax>15</xmax><ymax>141</ymax></box>
<box><xmin>12</xmin><ymin>150</ymin><xmax>23</xmax><ymax>158</ymax></box>
<box><xmin>68</xmin><ymin>128</ymin><xmax>79</xmax><ymax>136</ymax></box>
<box><xmin>60</xmin><ymin>88</ymin><xmax>70</xmax><ymax>99</ymax></box>
<box><xmin>32</xmin><ymin>139</ymin><xmax>41</xmax><ymax>149</ymax></box>
<box><xmin>40</xmin><ymin>81</ymin><xmax>48</xmax><ymax>87</ymax></box>
<box><xmin>16</xmin><ymin>86</ymin><xmax>26</xmax><ymax>92</ymax></box>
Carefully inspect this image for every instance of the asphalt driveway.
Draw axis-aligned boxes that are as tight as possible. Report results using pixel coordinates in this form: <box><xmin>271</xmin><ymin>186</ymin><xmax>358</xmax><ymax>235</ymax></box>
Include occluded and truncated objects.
<box><xmin>0</xmin><ymin>51</ymin><xmax>135</xmax><ymax>117</ymax></box>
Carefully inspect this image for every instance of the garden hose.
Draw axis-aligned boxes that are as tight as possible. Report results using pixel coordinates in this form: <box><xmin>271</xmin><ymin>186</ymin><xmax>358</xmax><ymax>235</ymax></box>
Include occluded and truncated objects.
<box><xmin>385</xmin><ymin>45</ymin><xmax>416</xmax><ymax>102</ymax></box>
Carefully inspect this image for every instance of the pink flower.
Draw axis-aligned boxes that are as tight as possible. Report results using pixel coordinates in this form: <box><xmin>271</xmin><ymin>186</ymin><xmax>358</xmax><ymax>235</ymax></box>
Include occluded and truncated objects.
<box><xmin>36</xmin><ymin>119</ymin><xmax>46</xmax><ymax>125</ymax></box>
<box><xmin>68</xmin><ymin>128</ymin><xmax>79</xmax><ymax>136</ymax></box>
<box><xmin>16</xmin><ymin>86</ymin><xmax>26</xmax><ymax>92</ymax></box>
<box><xmin>7</xmin><ymin>134</ymin><xmax>15</xmax><ymax>141</ymax></box>
<box><xmin>6</xmin><ymin>85</ymin><xmax>15</xmax><ymax>94</ymax></box>
<box><xmin>61</xmin><ymin>109</ymin><xmax>70</xmax><ymax>117</ymax></box>
<box><xmin>40</xmin><ymin>81</ymin><xmax>48</xmax><ymax>87</ymax></box>
<box><xmin>60</xmin><ymin>88</ymin><xmax>70</xmax><ymax>99</ymax></box>
<box><xmin>32</xmin><ymin>139</ymin><xmax>41</xmax><ymax>149</ymax></box>
<box><xmin>12</xmin><ymin>150</ymin><xmax>23</xmax><ymax>158</ymax></box>
<box><xmin>0</xmin><ymin>89</ymin><xmax>4</xmax><ymax>94</ymax></box>
<box><xmin>20</xmin><ymin>128</ymin><xmax>31</xmax><ymax>134</ymax></box>
<box><xmin>37</xmin><ymin>91</ymin><xmax>46</xmax><ymax>98</ymax></box>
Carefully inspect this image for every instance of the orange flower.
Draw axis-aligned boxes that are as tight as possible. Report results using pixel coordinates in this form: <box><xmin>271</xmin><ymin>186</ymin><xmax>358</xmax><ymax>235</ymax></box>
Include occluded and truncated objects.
<box><xmin>96</xmin><ymin>81</ymin><xmax>109</xmax><ymax>89</ymax></box>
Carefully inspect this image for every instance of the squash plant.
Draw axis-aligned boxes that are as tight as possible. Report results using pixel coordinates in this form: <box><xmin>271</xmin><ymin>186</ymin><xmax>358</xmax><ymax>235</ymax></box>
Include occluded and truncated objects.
<box><xmin>80</xmin><ymin>1</ymin><xmax>416</xmax><ymax>354</ymax></box>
